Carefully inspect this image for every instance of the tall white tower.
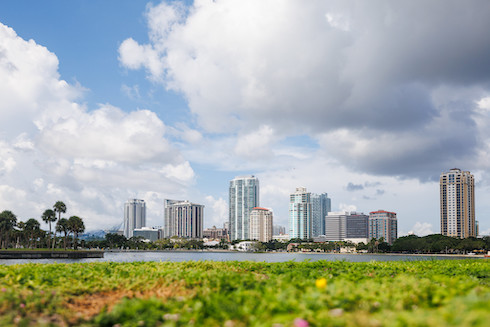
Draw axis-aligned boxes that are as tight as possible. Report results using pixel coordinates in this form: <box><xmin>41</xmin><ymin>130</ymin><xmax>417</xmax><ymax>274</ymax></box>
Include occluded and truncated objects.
<box><xmin>229</xmin><ymin>175</ymin><xmax>259</xmax><ymax>241</ymax></box>
<box><xmin>289</xmin><ymin>187</ymin><xmax>312</xmax><ymax>240</ymax></box>
<box><xmin>124</xmin><ymin>199</ymin><xmax>146</xmax><ymax>238</ymax></box>
<box><xmin>440</xmin><ymin>168</ymin><xmax>475</xmax><ymax>238</ymax></box>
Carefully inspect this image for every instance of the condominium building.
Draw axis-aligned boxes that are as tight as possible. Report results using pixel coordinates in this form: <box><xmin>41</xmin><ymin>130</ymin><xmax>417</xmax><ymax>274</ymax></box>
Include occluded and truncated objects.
<box><xmin>164</xmin><ymin>200</ymin><xmax>204</xmax><ymax>239</ymax></box>
<box><xmin>324</xmin><ymin>211</ymin><xmax>369</xmax><ymax>242</ymax></box>
<box><xmin>311</xmin><ymin>193</ymin><xmax>331</xmax><ymax>237</ymax></box>
<box><xmin>249</xmin><ymin>207</ymin><xmax>273</xmax><ymax>242</ymax></box>
<box><xmin>440</xmin><ymin>168</ymin><xmax>476</xmax><ymax>238</ymax></box>
<box><xmin>368</xmin><ymin>210</ymin><xmax>397</xmax><ymax>245</ymax></box>
<box><xmin>133</xmin><ymin>227</ymin><xmax>161</xmax><ymax>242</ymax></box>
<box><xmin>289</xmin><ymin>187</ymin><xmax>312</xmax><ymax>240</ymax></box>
<box><xmin>229</xmin><ymin>175</ymin><xmax>259</xmax><ymax>241</ymax></box>
<box><xmin>203</xmin><ymin>225</ymin><xmax>229</xmax><ymax>240</ymax></box>
<box><xmin>123</xmin><ymin>199</ymin><xmax>146</xmax><ymax>238</ymax></box>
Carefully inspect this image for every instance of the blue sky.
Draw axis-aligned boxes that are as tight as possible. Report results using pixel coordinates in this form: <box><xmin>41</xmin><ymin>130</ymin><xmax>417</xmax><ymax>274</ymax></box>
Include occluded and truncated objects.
<box><xmin>1</xmin><ymin>0</ymin><xmax>490</xmax><ymax>236</ymax></box>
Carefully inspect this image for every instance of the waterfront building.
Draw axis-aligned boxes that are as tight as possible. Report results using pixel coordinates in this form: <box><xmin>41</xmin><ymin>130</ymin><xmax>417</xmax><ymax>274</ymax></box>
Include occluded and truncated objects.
<box><xmin>368</xmin><ymin>210</ymin><xmax>397</xmax><ymax>245</ymax></box>
<box><xmin>229</xmin><ymin>175</ymin><xmax>260</xmax><ymax>241</ymax></box>
<box><xmin>133</xmin><ymin>227</ymin><xmax>160</xmax><ymax>242</ymax></box>
<box><xmin>323</xmin><ymin>211</ymin><xmax>369</xmax><ymax>242</ymax></box>
<box><xmin>440</xmin><ymin>168</ymin><xmax>476</xmax><ymax>238</ymax></box>
<box><xmin>203</xmin><ymin>225</ymin><xmax>228</xmax><ymax>240</ymax></box>
<box><xmin>311</xmin><ymin>193</ymin><xmax>331</xmax><ymax>237</ymax></box>
<box><xmin>273</xmin><ymin>234</ymin><xmax>291</xmax><ymax>242</ymax></box>
<box><xmin>346</xmin><ymin>212</ymin><xmax>369</xmax><ymax>239</ymax></box>
<box><xmin>324</xmin><ymin>212</ymin><xmax>347</xmax><ymax>241</ymax></box>
<box><xmin>123</xmin><ymin>199</ymin><xmax>146</xmax><ymax>238</ymax></box>
<box><xmin>289</xmin><ymin>187</ymin><xmax>312</xmax><ymax>240</ymax></box>
<box><xmin>249</xmin><ymin>207</ymin><xmax>273</xmax><ymax>242</ymax></box>
<box><xmin>164</xmin><ymin>200</ymin><xmax>204</xmax><ymax>239</ymax></box>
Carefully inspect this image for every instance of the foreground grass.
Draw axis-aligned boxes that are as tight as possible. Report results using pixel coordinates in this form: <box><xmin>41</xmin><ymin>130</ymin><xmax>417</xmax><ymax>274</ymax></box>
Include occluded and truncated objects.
<box><xmin>0</xmin><ymin>260</ymin><xmax>488</xmax><ymax>326</ymax></box>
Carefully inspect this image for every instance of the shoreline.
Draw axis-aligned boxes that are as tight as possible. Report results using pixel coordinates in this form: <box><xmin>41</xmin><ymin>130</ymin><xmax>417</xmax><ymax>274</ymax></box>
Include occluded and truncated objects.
<box><xmin>103</xmin><ymin>249</ymin><xmax>486</xmax><ymax>258</ymax></box>
<box><xmin>0</xmin><ymin>250</ymin><xmax>104</xmax><ymax>259</ymax></box>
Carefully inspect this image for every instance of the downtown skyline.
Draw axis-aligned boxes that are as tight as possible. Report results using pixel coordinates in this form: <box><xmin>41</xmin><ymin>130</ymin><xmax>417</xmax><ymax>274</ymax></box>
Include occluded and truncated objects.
<box><xmin>0</xmin><ymin>1</ymin><xmax>490</xmax><ymax>237</ymax></box>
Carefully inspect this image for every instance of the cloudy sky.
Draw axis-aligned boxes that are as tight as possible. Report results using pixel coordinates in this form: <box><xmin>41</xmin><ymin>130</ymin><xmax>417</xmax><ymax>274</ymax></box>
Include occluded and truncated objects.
<box><xmin>1</xmin><ymin>0</ymin><xmax>490</xmax><ymax>236</ymax></box>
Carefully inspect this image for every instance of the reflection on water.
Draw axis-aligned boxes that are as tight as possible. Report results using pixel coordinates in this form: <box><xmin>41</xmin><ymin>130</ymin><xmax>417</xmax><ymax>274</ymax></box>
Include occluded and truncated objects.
<box><xmin>0</xmin><ymin>251</ymin><xmax>479</xmax><ymax>265</ymax></box>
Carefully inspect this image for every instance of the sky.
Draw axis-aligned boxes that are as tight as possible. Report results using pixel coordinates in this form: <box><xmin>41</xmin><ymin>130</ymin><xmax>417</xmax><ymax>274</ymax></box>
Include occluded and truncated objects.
<box><xmin>1</xmin><ymin>0</ymin><xmax>490</xmax><ymax>236</ymax></box>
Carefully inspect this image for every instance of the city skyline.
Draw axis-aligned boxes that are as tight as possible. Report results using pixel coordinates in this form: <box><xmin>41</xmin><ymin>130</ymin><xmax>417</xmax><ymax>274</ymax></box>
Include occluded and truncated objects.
<box><xmin>1</xmin><ymin>1</ymin><xmax>490</xmax><ymax>237</ymax></box>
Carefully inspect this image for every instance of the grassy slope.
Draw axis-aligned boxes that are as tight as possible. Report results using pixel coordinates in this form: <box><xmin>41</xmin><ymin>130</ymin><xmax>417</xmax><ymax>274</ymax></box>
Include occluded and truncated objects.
<box><xmin>0</xmin><ymin>260</ymin><xmax>488</xmax><ymax>326</ymax></box>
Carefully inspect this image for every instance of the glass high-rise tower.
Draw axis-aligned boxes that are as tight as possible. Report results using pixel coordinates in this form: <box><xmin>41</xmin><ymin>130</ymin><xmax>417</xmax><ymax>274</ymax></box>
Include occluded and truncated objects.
<box><xmin>311</xmin><ymin>193</ymin><xmax>331</xmax><ymax>237</ymax></box>
<box><xmin>440</xmin><ymin>168</ymin><xmax>475</xmax><ymax>238</ymax></box>
<box><xmin>229</xmin><ymin>175</ymin><xmax>259</xmax><ymax>241</ymax></box>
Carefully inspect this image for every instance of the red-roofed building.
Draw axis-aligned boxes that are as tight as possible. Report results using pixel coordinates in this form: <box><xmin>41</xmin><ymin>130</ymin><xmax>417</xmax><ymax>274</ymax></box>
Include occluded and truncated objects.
<box><xmin>250</xmin><ymin>207</ymin><xmax>273</xmax><ymax>242</ymax></box>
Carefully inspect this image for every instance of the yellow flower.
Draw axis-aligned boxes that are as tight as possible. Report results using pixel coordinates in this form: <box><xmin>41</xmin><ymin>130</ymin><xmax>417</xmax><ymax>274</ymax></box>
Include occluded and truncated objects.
<box><xmin>315</xmin><ymin>278</ymin><xmax>327</xmax><ymax>289</ymax></box>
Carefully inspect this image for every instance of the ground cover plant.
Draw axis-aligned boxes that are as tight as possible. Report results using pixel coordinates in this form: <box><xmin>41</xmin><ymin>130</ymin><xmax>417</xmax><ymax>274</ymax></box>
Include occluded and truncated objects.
<box><xmin>0</xmin><ymin>260</ymin><xmax>488</xmax><ymax>326</ymax></box>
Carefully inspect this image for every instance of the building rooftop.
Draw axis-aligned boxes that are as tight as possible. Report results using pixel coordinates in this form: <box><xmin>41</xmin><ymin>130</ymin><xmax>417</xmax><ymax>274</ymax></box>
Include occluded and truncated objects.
<box><xmin>369</xmin><ymin>210</ymin><xmax>396</xmax><ymax>215</ymax></box>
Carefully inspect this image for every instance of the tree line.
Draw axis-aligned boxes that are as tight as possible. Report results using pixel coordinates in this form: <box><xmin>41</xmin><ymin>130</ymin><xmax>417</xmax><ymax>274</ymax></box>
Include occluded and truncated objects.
<box><xmin>0</xmin><ymin>201</ymin><xmax>85</xmax><ymax>250</ymax></box>
<box><xmin>84</xmin><ymin>233</ymin><xmax>490</xmax><ymax>253</ymax></box>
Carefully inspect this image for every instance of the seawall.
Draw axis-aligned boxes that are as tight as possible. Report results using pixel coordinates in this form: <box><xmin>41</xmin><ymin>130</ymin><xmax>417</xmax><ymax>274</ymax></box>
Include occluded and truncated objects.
<box><xmin>0</xmin><ymin>250</ymin><xmax>104</xmax><ymax>259</ymax></box>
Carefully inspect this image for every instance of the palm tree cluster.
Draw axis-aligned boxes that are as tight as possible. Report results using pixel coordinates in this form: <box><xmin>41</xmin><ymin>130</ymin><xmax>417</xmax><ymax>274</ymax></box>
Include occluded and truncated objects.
<box><xmin>0</xmin><ymin>201</ymin><xmax>85</xmax><ymax>250</ymax></box>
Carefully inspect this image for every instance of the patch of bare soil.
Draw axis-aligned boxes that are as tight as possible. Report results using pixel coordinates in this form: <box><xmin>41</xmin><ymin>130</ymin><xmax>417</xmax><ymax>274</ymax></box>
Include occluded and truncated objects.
<box><xmin>64</xmin><ymin>281</ymin><xmax>191</xmax><ymax>324</ymax></box>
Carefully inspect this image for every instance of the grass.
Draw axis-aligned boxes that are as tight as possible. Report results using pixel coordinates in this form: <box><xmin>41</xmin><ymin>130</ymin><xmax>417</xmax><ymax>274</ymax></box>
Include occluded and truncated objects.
<box><xmin>0</xmin><ymin>260</ymin><xmax>488</xmax><ymax>326</ymax></box>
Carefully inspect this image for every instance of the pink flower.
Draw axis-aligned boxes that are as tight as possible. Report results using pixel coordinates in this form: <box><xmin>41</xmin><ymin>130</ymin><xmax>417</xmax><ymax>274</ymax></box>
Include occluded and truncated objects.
<box><xmin>20</xmin><ymin>303</ymin><xmax>25</xmax><ymax>309</ymax></box>
<box><xmin>294</xmin><ymin>318</ymin><xmax>309</xmax><ymax>327</ymax></box>
<box><xmin>1</xmin><ymin>288</ymin><xmax>6</xmax><ymax>292</ymax></box>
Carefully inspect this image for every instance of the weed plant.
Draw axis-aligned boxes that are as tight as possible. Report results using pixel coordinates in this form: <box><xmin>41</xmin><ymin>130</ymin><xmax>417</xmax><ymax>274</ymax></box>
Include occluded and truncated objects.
<box><xmin>0</xmin><ymin>260</ymin><xmax>488</xmax><ymax>326</ymax></box>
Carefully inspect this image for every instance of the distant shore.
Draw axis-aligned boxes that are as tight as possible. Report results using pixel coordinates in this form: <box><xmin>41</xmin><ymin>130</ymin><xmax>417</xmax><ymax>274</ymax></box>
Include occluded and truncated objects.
<box><xmin>103</xmin><ymin>249</ymin><xmax>486</xmax><ymax>258</ymax></box>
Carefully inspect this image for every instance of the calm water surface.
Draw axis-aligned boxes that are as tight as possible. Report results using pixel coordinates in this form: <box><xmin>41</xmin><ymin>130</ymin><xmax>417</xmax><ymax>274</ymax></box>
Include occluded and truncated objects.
<box><xmin>0</xmin><ymin>251</ymin><xmax>481</xmax><ymax>265</ymax></box>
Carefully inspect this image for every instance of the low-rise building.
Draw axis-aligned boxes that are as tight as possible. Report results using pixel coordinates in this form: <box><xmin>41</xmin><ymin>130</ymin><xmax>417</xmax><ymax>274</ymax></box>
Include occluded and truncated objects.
<box><xmin>203</xmin><ymin>225</ymin><xmax>228</xmax><ymax>240</ymax></box>
<box><xmin>133</xmin><ymin>227</ymin><xmax>160</xmax><ymax>242</ymax></box>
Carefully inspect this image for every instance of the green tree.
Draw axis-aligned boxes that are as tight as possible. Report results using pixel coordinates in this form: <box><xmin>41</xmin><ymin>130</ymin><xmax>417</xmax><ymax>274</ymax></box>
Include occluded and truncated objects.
<box><xmin>52</xmin><ymin>202</ymin><xmax>66</xmax><ymax>249</ymax></box>
<box><xmin>0</xmin><ymin>210</ymin><xmax>17</xmax><ymax>248</ymax></box>
<box><xmin>68</xmin><ymin>216</ymin><xmax>85</xmax><ymax>250</ymax></box>
<box><xmin>56</xmin><ymin>218</ymin><xmax>70</xmax><ymax>250</ymax></box>
<box><xmin>41</xmin><ymin>209</ymin><xmax>56</xmax><ymax>249</ymax></box>
<box><xmin>53</xmin><ymin>201</ymin><xmax>67</xmax><ymax>221</ymax></box>
<box><xmin>105</xmin><ymin>233</ymin><xmax>128</xmax><ymax>249</ymax></box>
<box><xmin>25</xmin><ymin>218</ymin><xmax>41</xmax><ymax>248</ymax></box>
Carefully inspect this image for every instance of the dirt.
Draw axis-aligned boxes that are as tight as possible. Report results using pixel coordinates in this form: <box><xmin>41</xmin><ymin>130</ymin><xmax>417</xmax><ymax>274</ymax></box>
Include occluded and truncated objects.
<box><xmin>64</xmin><ymin>281</ymin><xmax>192</xmax><ymax>324</ymax></box>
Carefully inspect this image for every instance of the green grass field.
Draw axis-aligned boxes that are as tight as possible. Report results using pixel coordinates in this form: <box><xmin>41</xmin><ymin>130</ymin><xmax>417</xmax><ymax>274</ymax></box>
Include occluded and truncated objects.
<box><xmin>0</xmin><ymin>260</ymin><xmax>488</xmax><ymax>326</ymax></box>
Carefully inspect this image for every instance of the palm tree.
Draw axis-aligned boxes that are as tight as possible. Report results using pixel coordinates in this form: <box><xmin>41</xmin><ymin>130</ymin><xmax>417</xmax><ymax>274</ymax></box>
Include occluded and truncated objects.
<box><xmin>52</xmin><ymin>202</ymin><xmax>66</xmax><ymax>249</ymax></box>
<box><xmin>0</xmin><ymin>210</ymin><xmax>17</xmax><ymax>248</ymax></box>
<box><xmin>68</xmin><ymin>216</ymin><xmax>85</xmax><ymax>250</ymax></box>
<box><xmin>41</xmin><ymin>209</ymin><xmax>56</xmax><ymax>249</ymax></box>
<box><xmin>25</xmin><ymin>218</ymin><xmax>41</xmax><ymax>248</ymax></box>
<box><xmin>56</xmin><ymin>218</ymin><xmax>70</xmax><ymax>250</ymax></box>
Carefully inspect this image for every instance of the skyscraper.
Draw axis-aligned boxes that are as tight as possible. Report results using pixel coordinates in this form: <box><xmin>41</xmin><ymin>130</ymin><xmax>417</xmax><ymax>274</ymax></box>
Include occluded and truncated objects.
<box><xmin>249</xmin><ymin>207</ymin><xmax>273</xmax><ymax>242</ymax></box>
<box><xmin>164</xmin><ymin>199</ymin><xmax>204</xmax><ymax>239</ymax></box>
<box><xmin>368</xmin><ymin>210</ymin><xmax>397</xmax><ymax>245</ymax></box>
<box><xmin>289</xmin><ymin>187</ymin><xmax>312</xmax><ymax>240</ymax></box>
<box><xmin>311</xmin><ymin>193</ymin><xmax>331</xmax><ymax>237</ymax></box>
<box><xmin>229</xmin><ymin>175</ymin><xmax>259</xmax><ymax>241</ymax></box>
<box><xmin>123</xmin><ymin>199</ymin><xmax>146</xmax><ymax>238</ymax></box>
<box><xmin>440</xmin><ymin>168</ymin><xmax>476</xmax><ymax>238</ymax></box>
